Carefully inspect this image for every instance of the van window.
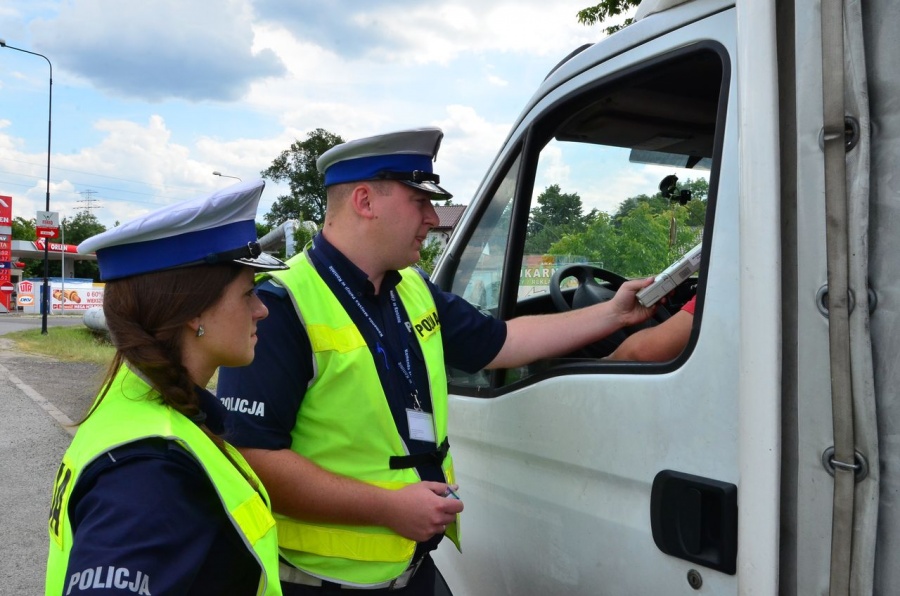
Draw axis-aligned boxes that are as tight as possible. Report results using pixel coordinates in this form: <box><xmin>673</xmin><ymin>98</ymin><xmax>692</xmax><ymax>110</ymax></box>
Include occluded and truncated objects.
<box><xmin>443</xmin><ymin>46</ymin><xmax>727</xmax><ymax>393</ymax></box>
<box><xmin>450</xmin><ymin>154</ymin><xmax>521</xmax><ymax>314</ymax></box>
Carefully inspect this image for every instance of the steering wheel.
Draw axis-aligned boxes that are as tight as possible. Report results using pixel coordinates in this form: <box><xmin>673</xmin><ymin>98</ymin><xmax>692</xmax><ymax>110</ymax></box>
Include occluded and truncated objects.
<box><xmin>548</xmin><ymin>264</ymin><xmax>670</xmax><ymax>356</ymax></box>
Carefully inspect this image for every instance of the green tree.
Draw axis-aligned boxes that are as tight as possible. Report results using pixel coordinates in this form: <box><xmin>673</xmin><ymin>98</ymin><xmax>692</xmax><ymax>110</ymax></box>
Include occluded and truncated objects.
<box><xmin>262</xmin><ymin>128</ymin><xmax>345</xmax><ymax>227</ymax></box>
<box><xmin>681</xmin><ymin>178</ymin><xmax>710</xmax><ymax>226</ymax></box>
<box><xmin>291</xmin><ymin>222</ymin><xmax>318</xmax><ymax>257</ymax></box>
<box><xmin>12</xmin><ymin>215</ymin><xmax>35</xmax><ymax>239</ymax></box>
<box><xmin>613</xmin><ymin>177</ymin><xmax>708</xmax><ymax>227</ymax></box>
<box><xmin>577</xmin><ymin>0</ymin><xmax>641</xmax><ymax>35</ymax></box>
<box><xmin>525</xmin><ymin>184</ymin><xmax>589</xmax><ymax>254</ymax></box>
<box><xmin>61</xmin><ymin>210</ymin><xmax>106</xmax><ymax>279</ymax></box>
<box><xmin>611</xmin><ymin>202</ymin><xmax>678</xmax><ymax>274</ymax></box>
<box><xmin>64</xmin><ymin>210</ymin><xmax>106</xmax><ymax>245</ymax></box>
<box><xmin>547</xmin><ymin>179</ymin><xmax>707</xmax><ymax>277</ymax></box>
<box><xmin>256</xmin><ymin>222</ymin><xmax>272</xmax><ymax>238</ymax></box>
<box><xmin>611</xmin><ymin>193</ymin><xmax>668</xmax><ymax>227</ymax></box>
<box><xmin>683</xmin><ymin>177</ymin><xmax>710</xmax><ymax>202</ymax></box>
<box><xmin>530</xmin><ymin>184</ymin><xmax>584</xmax><ymax>228</ymax></box>
<box><xmin>11</xmin><ymin>216</ymin><xmax>42</xmax><ymax>278</ymax></box>
<box><xmin>549</xmin><ymin>211</ymin><xmax>616</xmax><ymax>266</ymax></box>
<box><xmin>416</xmin><ymin>238</ymin><xmax>444</xmax><ymax>275</ymax></box>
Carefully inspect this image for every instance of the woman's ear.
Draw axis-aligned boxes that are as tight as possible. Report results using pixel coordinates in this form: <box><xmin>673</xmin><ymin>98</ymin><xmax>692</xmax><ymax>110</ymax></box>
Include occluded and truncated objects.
<box><xmin>186</xmin><ymin>316</ymin><xmax>202</xmax><ymax>335</ymax></box>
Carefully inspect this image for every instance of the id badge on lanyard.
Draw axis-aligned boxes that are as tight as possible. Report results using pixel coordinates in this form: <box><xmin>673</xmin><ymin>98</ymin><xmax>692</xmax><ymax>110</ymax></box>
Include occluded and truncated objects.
<box><xmin>407</xmin><ymin>410</ymin><xmax>437</xmax><ymax>443</ymax></box>
<box><xmin>406</xmin><ymin>390</ymin><xmax>436</xmax><ymax>443</ymax></box>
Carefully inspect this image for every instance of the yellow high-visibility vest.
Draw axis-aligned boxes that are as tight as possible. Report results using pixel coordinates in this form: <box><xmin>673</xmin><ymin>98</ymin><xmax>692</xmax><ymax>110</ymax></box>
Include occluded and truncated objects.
<box><xmin>269</xmin><ymin>254</ymin><xmax>459</xmax><ymax>586</ymax></box>
<box><xmin>45</xmin><ymin>365</ymin><xmax>281</xmax><ymax>596</ymax></box>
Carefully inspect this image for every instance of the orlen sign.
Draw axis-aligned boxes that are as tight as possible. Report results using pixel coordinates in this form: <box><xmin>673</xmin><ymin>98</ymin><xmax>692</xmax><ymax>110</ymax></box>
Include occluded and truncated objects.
<box><xmin>0</xmin><ymin>195</ymin><xmax>11</xmax><ymax>227</ymax></box>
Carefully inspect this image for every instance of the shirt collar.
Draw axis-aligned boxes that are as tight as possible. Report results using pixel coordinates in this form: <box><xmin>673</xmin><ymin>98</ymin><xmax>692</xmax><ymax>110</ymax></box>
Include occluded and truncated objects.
<box><xmin>310</xmin><ymin>232</ymin><xmax>402</xmax><ymax>296</ymax></box>
<box><xmin>196</xmin><ymin>386</ymin><xmax>226</xmax><ymax>434</ymax></box>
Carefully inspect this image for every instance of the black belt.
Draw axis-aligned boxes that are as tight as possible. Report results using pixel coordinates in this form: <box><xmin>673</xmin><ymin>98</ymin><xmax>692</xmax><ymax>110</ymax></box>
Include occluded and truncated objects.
<box><xmin>389</xmin><ymin>438</ymin><xmax>450</xmax><ymax>470</ymax></box>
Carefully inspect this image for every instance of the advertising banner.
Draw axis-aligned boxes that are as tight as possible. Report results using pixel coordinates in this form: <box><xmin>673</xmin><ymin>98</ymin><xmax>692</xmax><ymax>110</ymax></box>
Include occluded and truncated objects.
<box><xmin>49</xmin><ymin>281</ymin><xmax>104</xmax><ymax>312</ymax></box>
<box><xmin>17</xmin><ymin>279</ymin><xmax>35</xmax><ymax>309</ymax></box>
<box><xmin>16</xmin><ymin>279</ymin><xmax>105</xmax><ymax>313</ymax></box>
<box><xmin>518</xmin><ymin>254</ymin><xmax>589</xmax><ymax>299</ymax></box>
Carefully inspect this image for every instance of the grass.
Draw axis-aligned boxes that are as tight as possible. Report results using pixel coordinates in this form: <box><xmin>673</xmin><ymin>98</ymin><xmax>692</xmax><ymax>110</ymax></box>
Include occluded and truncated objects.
<box><xmin>6</xmin><ymin>326</ymin><xmax>220</xmax><ymax>390</ymax></box>
<box><xmin>7</xmin><ymin>326</ymin><xmax>116</xmax><ymax>365</ymax></box>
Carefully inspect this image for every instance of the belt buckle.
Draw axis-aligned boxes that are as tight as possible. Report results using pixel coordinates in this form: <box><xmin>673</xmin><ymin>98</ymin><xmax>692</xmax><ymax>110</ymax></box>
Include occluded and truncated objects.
<box><xmin>388</xmin><ymin>557</ymin><xmax>424</xmax><ymax>590</ymax></box>
<box><xmin>278</xmin><ymin>562</ymin><xmax>325</xmax><ymax>587</ymax></box>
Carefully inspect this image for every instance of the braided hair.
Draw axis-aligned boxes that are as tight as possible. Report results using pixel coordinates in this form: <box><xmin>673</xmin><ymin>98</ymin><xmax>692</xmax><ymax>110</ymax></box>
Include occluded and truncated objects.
<box><xmin>84</xmin><ymin>264</ymin><xmax>255</xmax><ymax>482</ymax></box>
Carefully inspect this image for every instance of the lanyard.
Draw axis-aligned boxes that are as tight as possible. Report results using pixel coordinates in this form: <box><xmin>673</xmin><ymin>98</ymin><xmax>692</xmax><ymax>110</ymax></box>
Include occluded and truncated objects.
<box><xmin>324</xmin><ymin>264</ymin><xmax>424</xmax><ymax>411</ymax></box>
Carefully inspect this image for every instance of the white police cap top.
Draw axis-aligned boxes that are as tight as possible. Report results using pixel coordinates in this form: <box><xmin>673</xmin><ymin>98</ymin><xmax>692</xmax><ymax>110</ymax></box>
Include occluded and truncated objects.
<box><xmin>316</xmin><ymin>127</ymin><xmax>452</xmax><ymax>199</ymax></box>
<box><xmin>78</xmin><ymin>179</ymin><xmax>289</xmax><ymax>281</ymax></box>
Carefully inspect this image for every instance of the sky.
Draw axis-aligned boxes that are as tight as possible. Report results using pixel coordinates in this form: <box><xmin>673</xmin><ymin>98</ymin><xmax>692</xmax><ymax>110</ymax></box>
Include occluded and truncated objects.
<box><xmin>0</xmin><ymin>1</ymin><xmax>631</xmax><ymax>233</ymax></box>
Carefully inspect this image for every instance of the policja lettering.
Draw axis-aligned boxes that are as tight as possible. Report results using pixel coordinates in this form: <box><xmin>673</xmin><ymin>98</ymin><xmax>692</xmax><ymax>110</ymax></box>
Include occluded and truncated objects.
<box><xmin>413</xmin><ymin>309</ymin><xmax>440</xmax><ymax>339</ymax></box>
<box><xmin>65</xmin><ymin>566</ymin><xmax>151</xmax><ymax>595</ymax></box>
<box><xmin>218</xmin><ymin>395</ymin><xmax>266</xmax><ymax>417</ymax></box>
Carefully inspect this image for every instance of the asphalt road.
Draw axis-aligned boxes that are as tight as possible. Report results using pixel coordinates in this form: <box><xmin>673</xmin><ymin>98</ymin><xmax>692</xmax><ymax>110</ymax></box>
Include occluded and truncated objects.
<box><xmin>0</xmin><ymin>313</ymin><xmax>104</xmax><ymax>594</ymax></box>
<box><xmin>0</xmin><ymin>312</ymin><xmax>88</xmax><ymax>336</ymax></box>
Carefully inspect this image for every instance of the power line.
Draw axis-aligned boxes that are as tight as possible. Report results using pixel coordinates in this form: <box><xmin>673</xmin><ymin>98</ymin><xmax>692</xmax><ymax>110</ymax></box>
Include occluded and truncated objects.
<box><xmin>0</xmin><ymin>157</ymin><xmax>226</xmax><ymax>207</ymax></box>
<box><xmin>0</xmin><ymin>155</ymin><xmax>208</xmax><ymax>195</ymax></box>
<box><xmin>0</xmin><ymin>173</ymin><xmax>164</xmax><ymax>207</ymax></box>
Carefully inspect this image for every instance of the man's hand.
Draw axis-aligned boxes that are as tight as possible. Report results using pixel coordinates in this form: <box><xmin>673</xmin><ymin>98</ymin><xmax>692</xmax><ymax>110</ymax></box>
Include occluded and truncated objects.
<box><xmin>609</xmin><ymin>277</ymin><xmax>656</xmax><ymax>327</ymax></box>
<box><xmin>380</xmin><ymin>482</ymin><xmax>464</xmax><ymax>542</ymax></box>
<box><xmin>490</xmin><ymin>276</ymin><xmax>659</xmax><ymax>369</ymax></box>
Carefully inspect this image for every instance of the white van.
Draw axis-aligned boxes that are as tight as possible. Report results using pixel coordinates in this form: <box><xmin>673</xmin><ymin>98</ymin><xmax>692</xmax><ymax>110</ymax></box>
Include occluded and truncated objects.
<box><xmin>431</xmin><ymin>0</ymin><xmax>895</xmax><ymax>593</ymax></box>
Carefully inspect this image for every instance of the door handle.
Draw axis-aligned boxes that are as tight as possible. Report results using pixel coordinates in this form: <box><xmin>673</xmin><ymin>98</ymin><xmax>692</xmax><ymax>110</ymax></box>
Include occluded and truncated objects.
<box><xmin>650</xmin><ymin>469</ymin><xmax>738</xmax><ymax>574</ymax></box>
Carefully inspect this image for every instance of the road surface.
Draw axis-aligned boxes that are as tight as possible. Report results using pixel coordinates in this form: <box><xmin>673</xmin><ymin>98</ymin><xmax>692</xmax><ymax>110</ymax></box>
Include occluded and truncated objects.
<box><xmin>0</xmin><ymin>313</ymin><xmax>103</xmax><ymax>594</ymax></box>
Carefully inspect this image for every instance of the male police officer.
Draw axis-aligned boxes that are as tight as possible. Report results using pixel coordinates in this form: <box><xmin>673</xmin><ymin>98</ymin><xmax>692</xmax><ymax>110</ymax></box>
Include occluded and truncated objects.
<box><xmin>218</xmin><ymin>128</ymin><xmax>655</xmax><ymax>595</ymax></box>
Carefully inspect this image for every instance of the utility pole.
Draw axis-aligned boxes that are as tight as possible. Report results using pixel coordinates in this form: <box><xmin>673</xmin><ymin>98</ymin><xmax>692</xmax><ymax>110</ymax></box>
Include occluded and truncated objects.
<box><xmin>77</xmin><ymin>189</ymin><xmax>101</xmax><ymax>212</ymax></box>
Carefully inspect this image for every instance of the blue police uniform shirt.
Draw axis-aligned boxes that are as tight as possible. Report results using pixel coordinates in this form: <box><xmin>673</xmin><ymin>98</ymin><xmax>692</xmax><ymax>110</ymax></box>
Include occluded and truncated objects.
<box><xmin>217</xmin><ymin>231</ymin><xmax>506</xmax><ymax>463</ymax></box>
<box><xmin>62</xmin><ymin>387</ymin><xmax>261</xmax><ymax>596</ymax></box>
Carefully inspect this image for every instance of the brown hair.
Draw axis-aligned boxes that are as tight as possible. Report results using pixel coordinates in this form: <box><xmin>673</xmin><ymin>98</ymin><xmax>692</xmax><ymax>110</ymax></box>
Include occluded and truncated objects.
<box><xmin>325</xmin><ymin>180</ymin><xmax>394</xmax><ymax>217</ymax></box>
<box><xmin>95</xmin><ymin>264</ymin><xmax>243</xmax><ymax>413</ymax></box>
<box><xmin>84</xmin><ymin>263</ymin><xmax>258</xmax><ymax>483</ymax></box>
<box><xmin>83</xmin><ymin>264</ymin><xmax>238</xmax><ymax>423</ymax></box>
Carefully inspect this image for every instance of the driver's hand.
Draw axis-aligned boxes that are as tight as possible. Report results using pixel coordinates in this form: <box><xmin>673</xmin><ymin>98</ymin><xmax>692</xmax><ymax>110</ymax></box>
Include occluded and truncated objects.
<box><xmin>611</xmin><ymin>277</ymin><xmax>656</xmax><ymax>326</ymax></box>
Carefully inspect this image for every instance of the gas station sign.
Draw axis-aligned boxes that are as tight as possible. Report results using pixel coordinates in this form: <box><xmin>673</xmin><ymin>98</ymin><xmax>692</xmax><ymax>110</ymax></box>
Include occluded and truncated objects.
<box><xmin>36</xmin><ymin>210</ymin><xmax>60</xmax><ymax>239</ymax></box>
<box><xmin>0</xmin><ymin>197</ymin><xmax>12</xmax><ymax>311</ymax></box>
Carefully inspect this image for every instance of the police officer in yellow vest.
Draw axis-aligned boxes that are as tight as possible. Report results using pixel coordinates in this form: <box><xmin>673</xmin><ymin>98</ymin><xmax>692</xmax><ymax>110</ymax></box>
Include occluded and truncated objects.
<box><xmin>217</xmin><ymin>128</ymin><xmax>658</xmax><ymax>595</ymax></box>
<box><xmin>46</xmin><ymin>181</ymin><xmax>288</xmax><ymax>595</ymax></box>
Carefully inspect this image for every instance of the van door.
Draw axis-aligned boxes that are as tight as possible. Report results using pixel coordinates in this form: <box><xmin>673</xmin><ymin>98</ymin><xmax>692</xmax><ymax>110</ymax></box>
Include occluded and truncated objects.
<box><xmin>433</xmin><ymin>9</ymin><xmax>746</xmax><ymax>595</ymax></box>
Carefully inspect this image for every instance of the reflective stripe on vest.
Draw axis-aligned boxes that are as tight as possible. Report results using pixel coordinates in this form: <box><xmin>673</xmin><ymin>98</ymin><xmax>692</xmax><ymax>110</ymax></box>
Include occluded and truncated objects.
<box><xmin>268</xmin><ymin>255</ymin><xmax>459</xmax><ymax>586</ymax></box>
<box><xmin>45</xmin><ymin>365</ymin><xmax>282</xmax><ymax>596</ymax></box>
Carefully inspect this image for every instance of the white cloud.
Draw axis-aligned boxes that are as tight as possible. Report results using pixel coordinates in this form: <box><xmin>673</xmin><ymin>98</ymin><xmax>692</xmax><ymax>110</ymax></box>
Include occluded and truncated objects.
<box><xmin>535</xmin><ymin>145</ymin><xmax>571</xmax><ymax>191</ymax></box>
<box><xmin>1</xmin><ymin>0</ymin><xmax>627</xmax><ymax>232</ymax></box>
<box><xmin>486</xmin><ymin>74</ymin><xmax>509</xmax><ymax>87</ymax></box>
<box><xmin>256</xmin><ymin>1</ymin><xmax>602</xmax><ymax>65</ymax></box>
<box><xmin>433</xmin><ymin>105</ymin><xmax>512</xmax><ymax>203</ymax></box>
<box><xmin>33</xmin><ymin>0</ymin><xmax>285</xmax><ymax>101</ymax></box>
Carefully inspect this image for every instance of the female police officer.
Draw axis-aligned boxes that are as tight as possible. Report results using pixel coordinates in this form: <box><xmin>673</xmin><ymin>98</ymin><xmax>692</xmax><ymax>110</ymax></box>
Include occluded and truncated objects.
<box><xmin>45</xmin><ymin>180</ymin><xmax>288</xmax><ymax>595</ymax></box>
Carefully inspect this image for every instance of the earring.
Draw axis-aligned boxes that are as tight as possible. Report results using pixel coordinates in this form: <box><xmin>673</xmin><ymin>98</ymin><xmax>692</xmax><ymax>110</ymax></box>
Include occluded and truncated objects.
<box><xmin>196</xmin><ymin>325</ymin><xmax>205</xmax><ymax>338</ymax></box>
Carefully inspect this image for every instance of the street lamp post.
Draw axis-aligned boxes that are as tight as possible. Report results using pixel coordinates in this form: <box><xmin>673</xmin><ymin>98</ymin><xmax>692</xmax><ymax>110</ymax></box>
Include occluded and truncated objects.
<box><xmin>60</xmin><ymin>215</ymin><xmax>66</xmax><ymax>314</ymax></box>
<box><xmin>212</xmin><ymin>170</ymin><xmax>242</xmax><ymax>182</ymax></box>
<box><xmin>1</xmin><ymin>39</ymin><xmax>53</xmax><ymax>334</ymax></box>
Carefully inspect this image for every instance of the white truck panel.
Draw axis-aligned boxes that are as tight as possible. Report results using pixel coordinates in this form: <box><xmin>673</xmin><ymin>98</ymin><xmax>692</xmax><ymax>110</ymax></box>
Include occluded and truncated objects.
<box><xmin>431</xmin><ymin>0</ymin><xmax>894</xmax><ymax>592</ymax></box>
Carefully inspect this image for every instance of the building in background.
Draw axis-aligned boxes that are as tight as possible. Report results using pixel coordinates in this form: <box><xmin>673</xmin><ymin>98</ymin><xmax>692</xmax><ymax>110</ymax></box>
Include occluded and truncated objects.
<box><xmin>426</xmin><ymin>205</ymin><xmax>467</xmax><ymax>250</ymax></box>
